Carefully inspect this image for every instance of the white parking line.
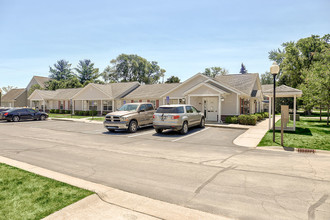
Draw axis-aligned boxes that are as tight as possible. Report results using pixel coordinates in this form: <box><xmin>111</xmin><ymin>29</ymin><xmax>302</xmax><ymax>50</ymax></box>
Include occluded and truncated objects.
<box><xmin>171</xmin><ymin>127</ymin><xmax>211</xmax><ymax>142</ymax></box>
<box><xmin>127</xmin><ymin>130</ymin><xmax>155</xmax><ymax>138</ymax></box>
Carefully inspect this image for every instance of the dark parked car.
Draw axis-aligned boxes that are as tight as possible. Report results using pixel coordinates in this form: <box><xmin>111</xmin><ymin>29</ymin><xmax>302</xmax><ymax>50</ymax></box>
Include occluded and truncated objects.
<box><xmin>1</xmin><ymin>108</ymin><xmax>48</xmax><ymax>122</ymax></box>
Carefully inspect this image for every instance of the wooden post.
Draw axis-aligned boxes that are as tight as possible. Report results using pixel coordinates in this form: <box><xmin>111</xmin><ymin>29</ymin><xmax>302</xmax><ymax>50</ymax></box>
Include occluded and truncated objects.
<box><xmin>293</xmin><ymin>95</ymin><xmax>296</xmax><ymax>131</ymax></box>
<box><xmin>281</xmin><ymin>117</ymin><xmax>284</xmax><ymax>146</ymax></box>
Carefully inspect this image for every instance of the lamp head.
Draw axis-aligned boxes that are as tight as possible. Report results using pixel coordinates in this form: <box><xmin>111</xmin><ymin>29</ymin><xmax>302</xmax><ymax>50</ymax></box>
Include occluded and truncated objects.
<box><xmin>270</xmin><ymin>62</ymin><xmax>280</xmax><ymax>75</ymax></box>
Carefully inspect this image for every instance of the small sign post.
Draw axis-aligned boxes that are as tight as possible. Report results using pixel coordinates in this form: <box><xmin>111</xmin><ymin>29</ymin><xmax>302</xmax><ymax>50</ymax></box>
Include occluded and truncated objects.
<box><xmin>281</xmin><ymin>105</ymin><xmax>289</xmax><ymax>146</ymax></box>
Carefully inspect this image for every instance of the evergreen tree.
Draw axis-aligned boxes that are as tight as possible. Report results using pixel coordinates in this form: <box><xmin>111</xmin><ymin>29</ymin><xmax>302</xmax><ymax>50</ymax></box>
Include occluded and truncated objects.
<box><xmin>239</xmin><ymin>63</ymin><xmax>248</xmax><ymax>74</ymax></box>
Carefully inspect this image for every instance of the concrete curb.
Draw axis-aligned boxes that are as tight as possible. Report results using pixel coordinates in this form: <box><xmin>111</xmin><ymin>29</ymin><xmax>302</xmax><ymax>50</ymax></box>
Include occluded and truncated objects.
<box><xmin>50</xmin><ymin>118</ymin><xmax>103</xmax><ymax>124</ymax></box>
<box><xmin>205</xmin><ymin>124</ymin><xmax>249</xmax><ymax>130</ymax></box>
<box><xmin>256</xmin><ymin>146</ymin><xmax>330</xmax><ymax>155</ymax></box>
<box><xmin>0</xmin><ymin>156</ymin><xmax>228</xmax><ymax>220</ymax></box>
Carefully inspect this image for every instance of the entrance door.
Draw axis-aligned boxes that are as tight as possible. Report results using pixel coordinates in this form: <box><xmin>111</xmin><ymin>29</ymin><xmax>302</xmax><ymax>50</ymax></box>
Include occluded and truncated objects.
<box><xmin>203</xmin><ymin>97</ymin><xmax>218</xmax><ymax>121</ymax></box>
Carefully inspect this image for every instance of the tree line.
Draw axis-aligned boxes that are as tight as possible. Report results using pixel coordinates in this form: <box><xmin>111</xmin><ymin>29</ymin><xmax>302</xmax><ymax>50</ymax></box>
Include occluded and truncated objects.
<box><xmin>27</xmin><ymin>53</ymin><xmax>232</xmax><ymax>95</ymax></box>
<box><xmin>260</xmin><ymin>34</ymin><xmax>329</xmax><ymax>124</ymax></box>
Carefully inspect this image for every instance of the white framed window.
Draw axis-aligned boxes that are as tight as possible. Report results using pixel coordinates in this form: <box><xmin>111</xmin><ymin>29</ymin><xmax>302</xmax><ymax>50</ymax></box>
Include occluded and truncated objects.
<box><xmin>103</xmin><ymin>100</ymin><xmax>112</xmax><ymax>111</ymax></box>
<box><xmin>88</xmin><ymin>100</ymin><xmax>98</xmax><ymax>111</ymax></box>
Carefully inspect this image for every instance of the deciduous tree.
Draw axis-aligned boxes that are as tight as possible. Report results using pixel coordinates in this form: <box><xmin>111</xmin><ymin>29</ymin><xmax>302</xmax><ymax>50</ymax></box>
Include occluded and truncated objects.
<box><xmin>165</xmin><ymin>76</ymin><xmax>181</xmax><ymax>83</ymax></box>
<box><xmin>260</xmin><ymin>71</ymin><xmax>273</xmax><ymax>85</ymax></box>
<box><xmin>102</xmin><ymin>54</ymin><xmax>165</xmax><ymax>84</ymax></box>
<box><xmin>200</xmin><ymin>66</ymin><xmax>228</xmax><ymax>78</ymax></box>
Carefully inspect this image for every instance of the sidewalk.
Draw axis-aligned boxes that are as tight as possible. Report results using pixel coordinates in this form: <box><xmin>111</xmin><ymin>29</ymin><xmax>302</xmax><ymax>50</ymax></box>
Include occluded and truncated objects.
<box><xmin>0</xmin><ymin>156</ymin><xmax>228</xmax><ymax>220</ymax></box>
<box><xmin>233</xmin><ymin>116</ymin><xmax>280</xmax><ymax>147</ymax></box>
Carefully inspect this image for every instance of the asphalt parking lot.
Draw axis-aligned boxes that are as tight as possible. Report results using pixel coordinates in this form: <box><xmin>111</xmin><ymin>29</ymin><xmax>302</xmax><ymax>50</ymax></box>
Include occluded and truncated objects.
<box><xmin>1</xmin><ymin>120</ymin><xmax>330</xmax><ymax>220</ymax></box>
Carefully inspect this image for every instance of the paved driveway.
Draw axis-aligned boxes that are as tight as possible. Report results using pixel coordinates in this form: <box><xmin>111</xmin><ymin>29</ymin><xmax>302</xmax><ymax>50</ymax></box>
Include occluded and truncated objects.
<box><xmin>0</xmin><ymin>120</ymin><xmax>329</xmax><ymax>220</ymax></box>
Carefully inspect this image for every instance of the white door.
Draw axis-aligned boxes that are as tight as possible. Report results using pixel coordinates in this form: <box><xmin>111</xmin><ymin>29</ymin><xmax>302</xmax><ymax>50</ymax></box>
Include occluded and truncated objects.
<box><xmin>203</xmin><ymin>97</ymin><xmax>218</xmax><ymax>121</ymax></box>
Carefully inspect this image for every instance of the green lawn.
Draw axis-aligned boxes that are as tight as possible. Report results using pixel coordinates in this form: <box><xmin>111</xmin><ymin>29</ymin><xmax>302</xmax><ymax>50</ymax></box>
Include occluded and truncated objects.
<box><xmin>258</xmin><ymin>118</ymin><xmax>330</xmax><ymax>151</ymax></box>
<box><xmin>0</xmin><ymin>163</ymin><xmax>93</xmax><ymax>220</ymax></box>
<box><xmin>48</xmin><ymin>114</ymin><xmax>88</xmax><ymax>119</ymax></box>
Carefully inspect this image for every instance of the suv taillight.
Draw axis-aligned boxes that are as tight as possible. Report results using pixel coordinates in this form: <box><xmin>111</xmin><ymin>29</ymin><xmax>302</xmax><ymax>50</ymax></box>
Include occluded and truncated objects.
<box><xmin>172</xmin><ymin>115</ymin><xmax>180</xmax><ymax>119</ymax></box>
<box><xmin>153</xmin><ymin>115</ymin><xmax>155</xmax><ymax>118</ymax></box>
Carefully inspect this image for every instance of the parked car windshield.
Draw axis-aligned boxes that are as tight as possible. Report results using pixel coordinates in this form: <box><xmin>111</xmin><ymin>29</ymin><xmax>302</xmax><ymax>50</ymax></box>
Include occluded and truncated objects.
<box><xmin>118</xmin><ymin>104</ymin><xmax>139</xmax><ymax>111</ymax></box>
<box><xmin>156</xmin><ymin>106</ymin><xmax>184</xmax><ymax>114</ymax></box>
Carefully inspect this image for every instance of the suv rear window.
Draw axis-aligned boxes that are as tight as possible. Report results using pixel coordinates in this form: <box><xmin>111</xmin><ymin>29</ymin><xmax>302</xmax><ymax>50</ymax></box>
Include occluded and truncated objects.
<box><xmin>156</xmin><ymin>107</ymin><xmax>184</xmax><ymax>113</ymax></box>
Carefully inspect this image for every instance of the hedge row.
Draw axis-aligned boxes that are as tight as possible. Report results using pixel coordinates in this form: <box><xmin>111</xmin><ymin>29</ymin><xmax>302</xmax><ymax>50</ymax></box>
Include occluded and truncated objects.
<box><xmin>74</xmin><ymin>110</ymin><xmax>98</xmax><ymax>116</ymax></box>
<box><xmin>49</xmin><ymin>109</ymin><xmax>71</xmax><ymax>114</ymax></box>
<box><xmin>225</xmin><ymin>112</ymin><xmax>269</xmax><ymax>125</ymax></box>
<box><xmin>49</xmin><ymin>109</ymin><xmax>98</xmax><ymax>116</ymax></box>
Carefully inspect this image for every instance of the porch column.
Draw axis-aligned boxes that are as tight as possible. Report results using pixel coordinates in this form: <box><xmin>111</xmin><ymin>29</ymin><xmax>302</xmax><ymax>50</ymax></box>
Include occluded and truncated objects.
<box><xmin>236</xmin><ymin>94</ymin><xmax>240</xmax><ymax>115</ymax></box>
<box><xmin>218</xmin><ymin>95</ymin><xmax>222</xmax><ymax>123</ymax></box>
<box><xmin>101</xmin><ymin>100</ymin><xmax>103</xmax><ymax>115</ymax></box>
<box><xmin>72</xmin><ymin>100</ymin><xmax>75</xmax><ymax>115</ymax></box>
<box><xmin>268</xmin><ymin>97</ymin><xmax>272</xmax><ymax>130</ymax></box>
<box><xmin>82</xmin><ymin>100</ymin><xmax>84</xmax><ymax>111</ymax></box>
<box><xmin>188</xmin><ymin>95</ymin><xmax>191</xmax><ymax>104</ymax></box>
<box><xmin>43</xmin><ymin>100</ymin><xmax>45</xmax><ymax>112</ymax></box>
<box><xmin>30</xmin><ymin>100</ymin><xmax>32</xmax><ymax>107</ymax></box>
<box><xmin>112</xmin><ymin>100</ymin><xmax>115</xmax><ymax>112</ymax></box>
<box><xmin>293</xmin><ymin>95</ymin><xmax>296</xmax><ymax>131</ymax></box>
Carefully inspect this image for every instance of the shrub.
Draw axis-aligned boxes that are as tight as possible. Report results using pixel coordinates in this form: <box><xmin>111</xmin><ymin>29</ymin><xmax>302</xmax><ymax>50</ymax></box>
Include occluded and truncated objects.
<box><xmin>263</xmin><ymin>112</ymin><xmax>269</xmax><ymax>118</ymax></box>
<box><xmin>254</xmin><ymin>113</ymin><xmax>263</xmax><ymax>121</ymax></box>
<box><xmin>59</xmin><ymin>109</ymin><xmax>65</xmax><ymax>114</ymax></box>
<box><xmin>54</xmin><ymin>109</ymin><xmax>60</xmax><ymax>114</ymax></box>
<box><xmin>225</xmin><ymin>116</ymin><xmax>238</xmax><ymax>124</ymax></box>
<box><xmin>84</xmin><ymin>111</ymin><xmax>90</xmax><ymax>116</ymax></box>
<box><xmin>247</xmin><ymin>115</ymin><xmax>258</xmax><ymax>125</ymax></box>
<box><xmin>238</xmin><ymin>115</ymin><xmax>257</xmax><ymax>125</ymax></box>
<box><xmin>49</xmin><ymin>109</ymin><xmax>55</xmax><ymax>113</ymax></box>
<box><xmin>231</xmin><ymin>116</ymin><xmax>238</xmax><ymax>124</ymax></box>
<box><xmin>238</xmin><ymin>115</ymin><xmax>248</xmax><ymax>125</ymax></box>
<box><xmin>65</xmin><ymin>110</ymin><xmax>71</xmax><ymax>114</ymax></box>
<box><xmin>225</xmin><ymin>116</ymin><xmax>232</xmax><ymax>124</ymax></box>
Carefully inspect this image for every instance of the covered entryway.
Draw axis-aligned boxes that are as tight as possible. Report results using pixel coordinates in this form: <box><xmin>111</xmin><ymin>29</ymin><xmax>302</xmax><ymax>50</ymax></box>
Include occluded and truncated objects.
<box><xmin>203</xmin><ymin>97</ymin><xmax>218</xmax><ymax>121</ymax></box>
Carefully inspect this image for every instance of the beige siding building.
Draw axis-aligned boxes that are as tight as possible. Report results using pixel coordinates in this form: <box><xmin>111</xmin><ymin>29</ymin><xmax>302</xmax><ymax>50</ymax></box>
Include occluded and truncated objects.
<box><xmin>26</xmin><ymin>73</ymin><xmax>269</xmax><ymax>123</ymax></box>
<box><xmin>1</xmin><ymin>89</ymin><xmax>27</xmax><ymax>107</ymax></box>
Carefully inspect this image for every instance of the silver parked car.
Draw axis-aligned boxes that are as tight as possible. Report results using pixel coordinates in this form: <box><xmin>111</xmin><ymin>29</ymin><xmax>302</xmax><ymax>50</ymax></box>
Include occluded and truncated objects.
<box><xmin>104</xmin><ymin>103</ymin><xmax>155</xmax><ymax>133</ymax></box>
<box><xmin>153</xmin><ymin>104</ymin><xmax>205</xmax><ymax>134</ymax></box>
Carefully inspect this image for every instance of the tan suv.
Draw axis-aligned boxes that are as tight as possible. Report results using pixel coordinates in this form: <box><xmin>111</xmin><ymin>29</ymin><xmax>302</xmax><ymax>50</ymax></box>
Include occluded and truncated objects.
<box><xmin>104</xmin><ymin>102</ymin><xmax>155</xmax><ymax>133</ymax></box>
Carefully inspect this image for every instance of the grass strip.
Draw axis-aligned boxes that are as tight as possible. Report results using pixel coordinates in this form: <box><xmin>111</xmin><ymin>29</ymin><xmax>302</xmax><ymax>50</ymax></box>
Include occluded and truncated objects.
<box><xmin>0</xmin><ymin>163</ymin><xmax>93</xmax><ymax>220</ymax></box>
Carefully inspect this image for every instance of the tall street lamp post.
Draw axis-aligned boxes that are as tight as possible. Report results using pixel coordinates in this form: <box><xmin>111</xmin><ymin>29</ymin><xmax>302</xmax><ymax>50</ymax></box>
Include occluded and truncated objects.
<box><xmin>270</xmin><ymin>62</ymin><xmax>280</xmax><ymax>142</ymax></box>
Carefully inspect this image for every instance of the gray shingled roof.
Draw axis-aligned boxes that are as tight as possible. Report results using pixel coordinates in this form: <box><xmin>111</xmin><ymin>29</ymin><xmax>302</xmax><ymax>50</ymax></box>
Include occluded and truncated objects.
<box><xmin>33</xmin><ymin>76</ymin><xmax>50</xmax><ymax>88</ymax></box>
<box><xmin>261</xmin><ymin>84</ymin><xmax>273</xmax><ymax>92</ymax></box>
<box><xmin>124</xmin><ymin>83</ymin><xmax>180</xmax><ymax>99</ymax></box>
<box><xmin>53</xmin><ymin>88</ymin><xmax>82</xmax><ymax>100</ymax></box>
<box><xmin>2</xmin><ymin>89</ymin><xmax>26</xmax><ymax>101</ymax></box>
<box><xmin>206</xmin><ymin>81</ymin><xmax>232</xmax><ymax>93</ymax></box>
<box><xmin>215</xmin><ymin>73</ymin><xmax>259</xmax><ymax>96</ymax></box>
<box><xmin>33</xmin><ymin>90</ymin><xmax>58</xmax><ymax>99</ymax></box>
<box><xmin>92</xmin><ymin>82</ymin><xmax>140</xmax><ymax>99</ymax></box>
<box><xmin>263</xmin><ymin>85</ymin><xmax>302</xmax><ymax>94</ymax></box>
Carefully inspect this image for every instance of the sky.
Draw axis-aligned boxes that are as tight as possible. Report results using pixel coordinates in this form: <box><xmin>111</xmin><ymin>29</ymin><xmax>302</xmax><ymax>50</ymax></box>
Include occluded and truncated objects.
<box><xmin>0</xmin><ymin>0</ymin><xmax>329</xmax><ymax>89</ymax></box>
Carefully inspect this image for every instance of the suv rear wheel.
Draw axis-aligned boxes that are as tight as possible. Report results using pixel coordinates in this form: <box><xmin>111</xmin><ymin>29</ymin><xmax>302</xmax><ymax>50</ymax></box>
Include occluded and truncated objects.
<box><xmin>155</xmin><ymin>128</ymin><xmax>163</xmax><ymax>134</ymax></box>
<box><xmin>128</xmin><ymin>120</ymin><xmax>138</xmax><ymax>133</ymax></box>
<box><xmin>180</xmin><ymin>121</ymin><xmax>188</xmax><ymax>135</ymax></box>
